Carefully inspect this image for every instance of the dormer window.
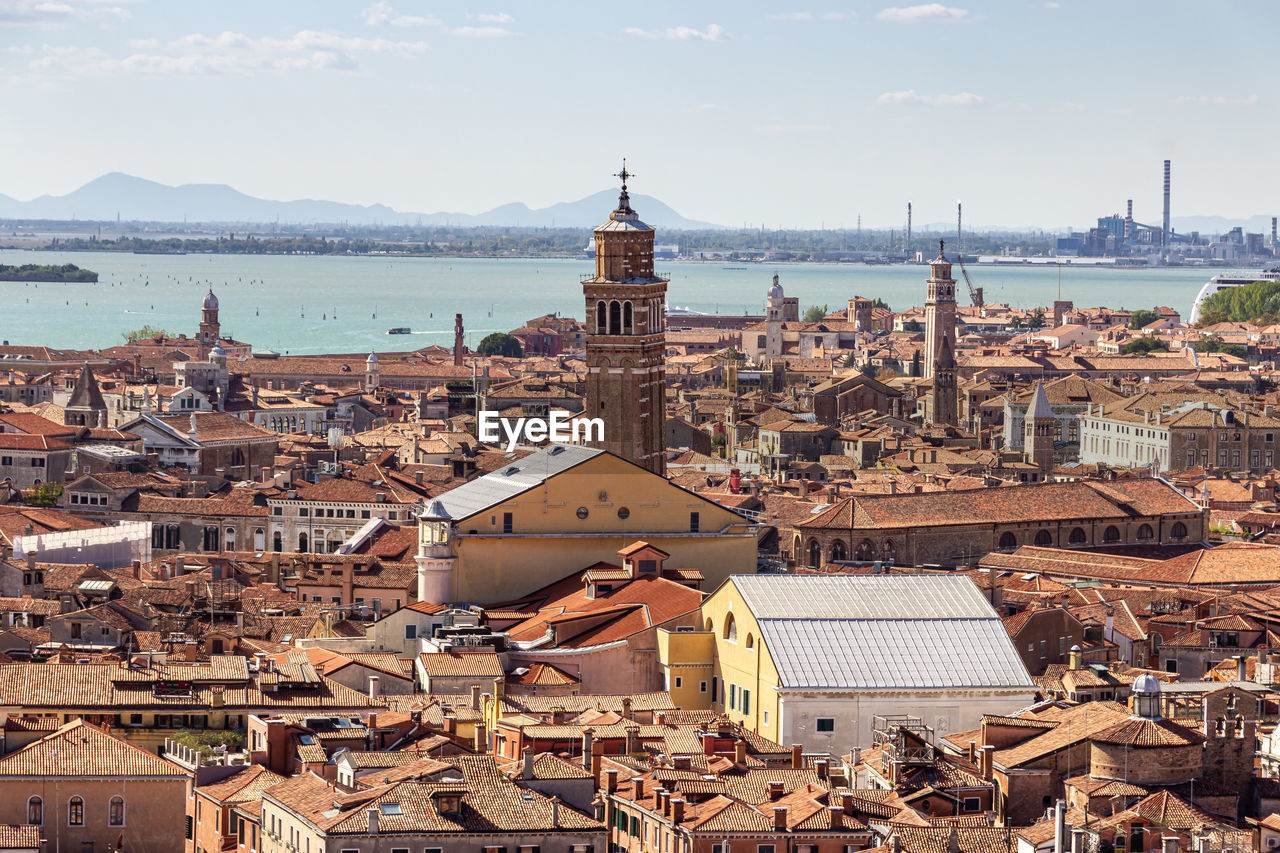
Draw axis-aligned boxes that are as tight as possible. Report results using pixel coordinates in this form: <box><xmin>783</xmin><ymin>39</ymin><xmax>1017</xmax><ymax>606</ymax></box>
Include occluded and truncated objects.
<box><xmin>432</xmin><ymin>793</ymin><xmax>462</xmax><ymax>816</ymax></box>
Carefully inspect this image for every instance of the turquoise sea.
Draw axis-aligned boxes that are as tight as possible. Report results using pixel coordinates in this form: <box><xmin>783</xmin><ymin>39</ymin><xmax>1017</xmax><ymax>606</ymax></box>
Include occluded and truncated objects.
<box><xmin>0</xmin><ymin>248</ymin><xmax>1216</xmax><ymax>355</ymax></box>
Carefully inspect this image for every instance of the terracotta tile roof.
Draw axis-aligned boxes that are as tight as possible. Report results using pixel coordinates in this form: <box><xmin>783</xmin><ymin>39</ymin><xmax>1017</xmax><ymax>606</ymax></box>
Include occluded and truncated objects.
<box><xmin>267</xmin><ymin>756</ymin><xmax>601</xmax><ymax>834</ymax></box>
<box><xmin>198</xmin><ymin>763</ymin><xmax>288</xmax><ymax>803</ymax></box>
<box><xmin>0</xmin><ymin>825</ymin><xmax>40</xmax><ymax>849</ymax></box>
<box><xmin>1090</xmin><ymin>716</ymin><xmax>1205</xmax><ymax>747</ymax></box>
<box><xmin>890</xmin><ymin>826</ymin><xmax>1015</xmax><ymax>853</ymax></box>
<box><xmin>509</xmin><ymin>662</ymin><xmax>578</xmax><ymax>686</ymax></box>
<box><xmin>418</xmin><ymin>650</ymin><xmax>504</xmax><ymax>678</ymax></box>
<box><xmin>0</xmin><ymin>719</ymin><xmax>188</xmax><ymax>777</ymax></box>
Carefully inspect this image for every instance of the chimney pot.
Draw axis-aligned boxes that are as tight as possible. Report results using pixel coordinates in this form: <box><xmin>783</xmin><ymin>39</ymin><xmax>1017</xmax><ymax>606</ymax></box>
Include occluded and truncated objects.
<box><xmin>671</xmin><ymin>798</ymin><xmax>685</xmax><ymax>823</ymax></box>
<box><xmin>828</xmin><ymin>805</ymin><xmax>843</xmax><ymax>829</ymax></box>
<box><xmin>773</xmin><ymin>805</ymin><xmax>788</xmax><ymax>831</ymax></box>
<box><xmin>790</xmin><ymin>744</ymin><xmax>803</xmax><ymax>769</ymax></box>
<box><xmin>366</xmin><ymin>807</ymin><xmax>379</xmax><ymax>835</ymax></box>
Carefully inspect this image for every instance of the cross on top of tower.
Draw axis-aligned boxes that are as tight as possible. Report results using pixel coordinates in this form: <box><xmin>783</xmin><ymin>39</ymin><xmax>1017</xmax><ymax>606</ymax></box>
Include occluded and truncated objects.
<box><xmin>612</xmin><ymin>159</ymin><xmax>635</xmax><ymax>216</ymax></box>
<box><xmin>614</xmin><ymin>159</ymin><xmax>633</xmax><ymax>190</ymax></box>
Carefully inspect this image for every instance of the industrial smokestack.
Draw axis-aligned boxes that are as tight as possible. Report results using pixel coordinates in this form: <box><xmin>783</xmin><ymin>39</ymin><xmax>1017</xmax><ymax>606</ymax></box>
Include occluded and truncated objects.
<box><xmin>1162</xmin><ymin>159</ymin><xmax>1171</xmax><ymax>248</ymax></box>
<box><xmin>1271</xmin><ymin>216</ymin><xmax>1277</xmax><ymax>248</ymax></box>
<box><xmin>1125</xmin><ymin>199</ymin><xmax>1133</xmax><ymax>241</ymax></box>
<box><xmin>906</xmin><ymin>202</ymin><xmax>912</xmax><ymax>255</ymax></box>
<box><xmin>957</xmin><ymin>200</ymin><xmax>963</xmax><ymax>254</ymax></box>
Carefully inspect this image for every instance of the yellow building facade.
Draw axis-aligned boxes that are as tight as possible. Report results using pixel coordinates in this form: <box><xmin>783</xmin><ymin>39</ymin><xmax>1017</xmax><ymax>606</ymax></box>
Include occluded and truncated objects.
<box><xmin>420</xmin><ymin>445</ymin><xmax>758</xmax><ymax>605</ymax></box>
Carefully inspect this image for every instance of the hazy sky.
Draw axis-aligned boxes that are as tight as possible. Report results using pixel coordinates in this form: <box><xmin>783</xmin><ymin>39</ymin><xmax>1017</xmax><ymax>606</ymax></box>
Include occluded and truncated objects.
<box><xmin>1</xmin><ymin>0</ymin><xmax>1275</xmax><ymax>229</ymax></box>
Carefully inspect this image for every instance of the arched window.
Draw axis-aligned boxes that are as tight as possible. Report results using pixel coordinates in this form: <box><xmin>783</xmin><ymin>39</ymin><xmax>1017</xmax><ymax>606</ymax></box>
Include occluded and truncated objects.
<box><xmin>1171</xmin><ymin>521</ymin><xmax>1188</xmax><ymax>540</ymax></box>
<box><xmin>225</xmin><ymin>527</ymin><xmax>236</xmax><ymax>551</ymax></box>
<box><xmin>273</xmin><ymin>531</ymin><xmax>283</xmax><ymax>552</ymax></box>
<box><xmin>882</xmin><ymin>540</ymin><xmax>897</xmax><ymax>562</ymax></box>
<box><xmin>298</xmin><ymin>532</ymin><xmax>309</xmax><ymax>552</ymax></box>
<box><xmin>704</xmin><ymin>617</ymin><xmax>713</xmax><ymax>631</ymax></box>
<box><xmin>609</xmin><ymin>300</ymin><xmax>622</xmax><ymax>335</ymax></box>
<box><xmin>1068</xmin><ymin>527</ymin><xmax>1087</xmax><ymax>545</ymax></box>
<box><xmin>596</xmin><ymin>301</ymin><xmax>606</xmax><ymax>332</ymax></box>
<box><xmin>808</xmin><ymin>540</ymin><xmax>821</xmax><ymax>568</ymax></box>
<box><xmin>230</xmin><ymin>447</ymin><xmax>246</xmax><ymax>467</ymax></box>
<box><xmin>69</xmin><ymin>796</ymin><xmax>84</xmax><ymax>827</ymax></box>
<box><xmin>745</xmin><ymin>633</ymin><xmax>755</xmax><ymax>649</ymax></box>
<box><xmin>723</xmin><ymin>612</ymin><xmax>738</xmax><ymax>643</ymax></box>
<box><xmin>27</xmin><ymin>796</ymin><xmax>41</xmax><ymax>826</ymax></box>
<box><xmin>1034</xmin><ymin>530</ymin><xmax>1053</xmax><ymax>546</ymax></box>
<box><xmin>1137</xmin><ymin>523</ymin><xmax>1154</xmax><ymax>541</ymax></box>
<box><xmin>623</xmin><ymin>301</ymin><xmax>633</xmax><ymax>333</ymax></box>
<box><xmin>1103</xmin><ymin>525</ymin><xmax>1121</xmax><ymax>543</ymax></box>
<box><xmin>856</xmin><ymin>539</ymin><xmax>875</xmax><ymax>561</ymax></box>
<box><xmin>253</xmin><ymin>528</ymin><xmax>265</xmax><ymax>551</ymax></box>
<box><xmin>109</xmin><ymin>796</ymin><xmax>125</xmax><ymax>827</ymax></box>
<box><xmin>998</xmin><ymin>532</ymin><xmax>1017</xmax><ymax>550</ymax></box>
<box><xmin>829</xmin><ymin>540</ymin><xmax>847</xmax><ymax>562</ymax></box>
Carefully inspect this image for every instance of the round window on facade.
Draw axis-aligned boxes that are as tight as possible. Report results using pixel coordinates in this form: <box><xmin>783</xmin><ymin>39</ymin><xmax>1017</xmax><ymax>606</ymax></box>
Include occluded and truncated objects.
<box><xmin>617</xmin><ymin>506</ymin><xmax>630</xmax><ymax>520</ymax></box>
<box><xmin>576</xmin><ymin>507</ymin><xmax>589</xmax><ymax>520</ymax></box>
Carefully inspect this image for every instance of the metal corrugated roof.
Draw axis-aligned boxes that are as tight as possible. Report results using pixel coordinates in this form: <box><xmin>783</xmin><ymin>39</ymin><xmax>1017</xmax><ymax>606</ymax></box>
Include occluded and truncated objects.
<box><xmin>733</xmin><ymin>575</ymin><xmax>1034</xmax><ymax>690</ymax></box>
<box><xmin>734</xmin><ymin>574</ymin><xmax>1000</xmax><ymax>620</ymax></box>
<box><xmin>434</xmin><ymin>443</ymin><xmax>603</xmax><ymax>521</ymax></box>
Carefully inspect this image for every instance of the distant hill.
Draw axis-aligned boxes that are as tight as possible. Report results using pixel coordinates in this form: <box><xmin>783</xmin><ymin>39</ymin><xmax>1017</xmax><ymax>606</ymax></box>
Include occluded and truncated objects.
<box><xmin>0</xmin><ymin>173</ymin><xmax>723</xmax><ymax>230</ymax></box>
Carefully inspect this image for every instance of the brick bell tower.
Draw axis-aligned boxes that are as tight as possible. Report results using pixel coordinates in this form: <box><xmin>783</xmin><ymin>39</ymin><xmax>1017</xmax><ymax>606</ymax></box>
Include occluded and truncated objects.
<box><xmin>582</xmin><ymin>161</ymin><xmax>667</xmax><ymax>475</ymax></box>
<box><xmin>923</xmin><ymin>240</ymin><xmax>956</xmax><ymax>380</ymax></box>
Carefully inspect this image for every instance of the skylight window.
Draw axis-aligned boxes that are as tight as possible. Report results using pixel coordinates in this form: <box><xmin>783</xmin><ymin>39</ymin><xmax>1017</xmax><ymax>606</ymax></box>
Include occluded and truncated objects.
<box><xmin>380</xmin><ymin>803</ymin><xmax>403</xmax><ymax>816</ymax></box>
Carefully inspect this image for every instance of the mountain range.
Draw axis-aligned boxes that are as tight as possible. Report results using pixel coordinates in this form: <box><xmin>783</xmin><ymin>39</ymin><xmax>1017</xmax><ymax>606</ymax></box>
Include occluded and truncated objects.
<box><xmin>0</xmin><ymin>172</ymin><xmax>723</xmax><ymax>230</ymax></box>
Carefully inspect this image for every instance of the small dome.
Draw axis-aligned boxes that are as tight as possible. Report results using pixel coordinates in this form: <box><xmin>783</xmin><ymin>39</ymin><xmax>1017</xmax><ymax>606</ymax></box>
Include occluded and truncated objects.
<box><xmin>366</xmin><ymin>350</ymin><xmax>379</xmax><ymax>364</ymax></box>
<box><xmin>1132</xmin><ymin>673</ymin><xmax>1162</xmax><ymax>694</ymax></box>
<box><xmin>203</xmin><ymin>289</ymin><xmax>219</xmax><ymax>311</ymax></box>
<box><xmin>211</xmin><ymin>344</ymin><xmax>226</xmax><ymax>358</ymax></box>
<box><xmin>420</xmin><ymin>499</ymin><xmax>451</xmax><ymax>521</ymax></box>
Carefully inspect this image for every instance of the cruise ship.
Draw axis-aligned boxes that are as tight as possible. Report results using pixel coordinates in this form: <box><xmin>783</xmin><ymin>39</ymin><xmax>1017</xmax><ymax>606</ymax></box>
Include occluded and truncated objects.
<box><xmin>1188</xmin><ymin>265</ymin><xmax>1280</xmax><ymax>323</ymax></box>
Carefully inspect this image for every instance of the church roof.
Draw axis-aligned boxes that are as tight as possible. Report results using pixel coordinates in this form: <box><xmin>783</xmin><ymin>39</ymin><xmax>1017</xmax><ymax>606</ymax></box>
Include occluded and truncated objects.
<box><xmin>1025</xmin><ymin>380</ymin><xmax>1052</xmax><ymax>420</ymax></box>
<box><xmin>66</xmin><ymin>363</ymin><xmax>107</xmax><ymax>411</ymax></box>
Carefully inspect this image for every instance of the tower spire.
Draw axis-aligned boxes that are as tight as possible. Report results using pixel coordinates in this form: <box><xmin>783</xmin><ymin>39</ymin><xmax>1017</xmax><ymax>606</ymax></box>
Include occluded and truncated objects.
<box><xmin>613</xmin><ymin>159</ymin><xmax>634</xmax><ymax>214</ymax></box>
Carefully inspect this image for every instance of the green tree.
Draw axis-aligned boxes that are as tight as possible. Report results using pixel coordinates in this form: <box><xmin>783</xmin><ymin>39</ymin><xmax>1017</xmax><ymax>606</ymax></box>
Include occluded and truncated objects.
<box><xmin>122</xmin><ymin>325</ymin><xmax>168</xmax><ymax>343</ymax></box>
<box><xmin>476</xmin><ymin>333</ymin><xmax>523</xmax><ymax>358</ymax></box>
<box><xmin>1192</xmin><ymin>335</ymin><xmax>1248</xmax><ymax>359</ymax></box>
<box><xmin>858</xmin><ymin>362</ymin><xmax>878</xmax><ymax>378</ymax></box>
<box><xmin>802</xmin><ymin>304</ymin><xmax>829</xmax><ymax>322</ymax></box>
<box><xmin>843</xmin><ymin>352</ymin><xmax>859</xmax><ymax>368</ymax></box>
<box><xmin>169</xmin><ymin>729</ymin><xmax>245</xmax><ymax>758</ymax></box>
<box><xmin>1123</xmin><ymin>337</ymin><xmax>1169</xmax><ymax>355</ymax></box>
<box><xmin>1028</xmin><ymin>308</ymin><xmax>1046</xmax><ymax>330</ymax></box>
<box><xmin>721</xmin><ymin>348</ymin><xmax>745</xmax><ymax>362</ymax></box>
<box><xmin>901</xmin><ymin>320</ymin><xmax>923</xmax><ymax>333</ymax></box>
<box><xmin>26</xmin><ymin>482</ymin><xmax>62</xmax><ymax>507</ymax></box>
<box><xmin>1198</xmin><ymin>280</ymin><xmax>1280</xmax><ymax>325</ymax></box>
<box><xmin>1128</xmin><ymin>309</ymin><xmax>1160</xmax><ymax>329</ymax></box>
<box><xmin>870</xmin><ymin>298</ymin><xmax>890</xmax><ymax>310</ymax></box>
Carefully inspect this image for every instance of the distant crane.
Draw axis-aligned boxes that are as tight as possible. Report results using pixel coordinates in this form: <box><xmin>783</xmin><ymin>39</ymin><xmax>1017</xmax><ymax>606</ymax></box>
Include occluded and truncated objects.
<box><xmin>955</xmin><ymin>253</ymin><xmax>984</xmax><ymax>314</ymax></box>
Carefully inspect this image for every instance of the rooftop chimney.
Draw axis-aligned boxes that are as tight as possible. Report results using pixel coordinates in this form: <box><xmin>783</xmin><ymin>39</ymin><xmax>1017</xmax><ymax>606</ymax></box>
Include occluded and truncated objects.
<box><xmin>368</xmin><ymin>675</ymin><xmax>380</xmax><ymax>700</ymax></box>
<box><xmin>671</xmin><ymin>798</ymin><xmax>685</xmax><ymax>823</ymax></box>
<box><xmin>828</xmin><ymin>805</ymin><xmax>843</xmax><ymax>829</ymax></box>
<box><xmin>767</xmin><ymin>781</ymin><xmax>784</xmax><ymax>800</ymax></box>
<box><xmin>605</xmin><ymin>768</ymin><xmax>619</xmax><ymax>793</ymax></box>
<box><xmin>367</xmin><ymin>807</ymin><xmax>379</xmax><ymax>835</ymax></box>
<box><xmin>773</xmin><ymin>805</ymin><xmax>788</xmax><ymax>830</ymax></box>
<box><xmin>522</xmin><ymin>747</ymin><xmax>535</xmax><ymax>780</ymax></box>
<box><xmin>791</xmin><ymin>744</ymin><xmax>803</xmax><ymax>769</ymax></box>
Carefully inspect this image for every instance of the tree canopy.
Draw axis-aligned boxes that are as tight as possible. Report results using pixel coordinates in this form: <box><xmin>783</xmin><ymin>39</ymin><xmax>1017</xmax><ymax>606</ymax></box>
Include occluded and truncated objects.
<box><xmin>123</xmin><ymin>324</ymin><xmax>168</xmax><ymax>343</ymax></box>
<box><xmin>802</xmin><ymin>304</ymin><xmax>829</xmax><ymax>322</ymax></box>
<box><xmin>1197</xmin><ymin>280</ymin><xmax>1280</xmax><ymax>326</ymax></box>
<box><xmin>1128</xmin><ymin>309</ymin><xmax>1160</xmax><ymax>329</ymax></box>
<box><xmin>476</xmin><ymin>332</ymin><xmax>523</xmax><ymax>358</ymax></box>
<box><xmin>1122</xmin><ymin>337</ymin><xmax>1169</xmax><ymax>355</ymax></box>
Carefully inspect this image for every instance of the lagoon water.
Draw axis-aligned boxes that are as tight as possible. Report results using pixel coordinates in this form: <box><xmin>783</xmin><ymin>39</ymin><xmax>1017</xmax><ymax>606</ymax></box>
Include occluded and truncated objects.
<box><xmin>0</xmin><ymin>248</ymin><xmax>1214</xmax><ymax>354</ymax></box>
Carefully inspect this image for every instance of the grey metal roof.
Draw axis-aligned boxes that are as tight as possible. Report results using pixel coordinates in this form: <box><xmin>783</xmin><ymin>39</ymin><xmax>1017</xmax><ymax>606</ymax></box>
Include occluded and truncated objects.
<box><xmin>733</xmin><ymin>575</ymin><xmax>1034</xmax><ymax>691</ymax></box>
<box><xmin>434</xmin><ymin>443</ymin><xmax>604</xmax><ymax>521</ymax></box>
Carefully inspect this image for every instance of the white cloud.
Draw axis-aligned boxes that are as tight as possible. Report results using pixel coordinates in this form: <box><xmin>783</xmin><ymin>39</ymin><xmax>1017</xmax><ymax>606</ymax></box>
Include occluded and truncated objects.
<box><xmin>875</xmin><ymin>89</ymin><xmax>983</xmax><ymax>106</ymax></box>
<box><xmin>1173</xmin><ymin>94</ymin><xmax>1258</xmax><ymax>106</ymax></box>
<box><xmin>1044</xmin><ymin>2</ymin><xmax>1060</xmax><ymax>8</ymax></box>
<box><xmin>476</xmin><ymin>12</ymin><xmax>514</xmax><ymax>24</ymax></box>
<box><xmin>758</xmin><ymin>123</ymin><xmax>830</xmax><ymax>133</ymax></box>
<box><xmin>0</xmin><ymin>0</ymin><xmax>131</xmax><ymax>27</ymax></box>
<box><xmin>822</xmin><ymin>10</ymin><xmax>855</xmax><ymax>19</ymax></box>
<box><xmin>449</xmin><ymin>25</ymin><xmax>514</xmax><ymax>37</ymax></box>
<box><xmin>625</xmin><ymin>23</ymin><xmax>728</xmax><ymax>41</ymax></box>
<box><xmin>27</xmin><ymin>28</ymin><xmax>427</xmax><ymax>75</ymax></box>
<box><xmin>362</xmin><ymin>2</ymin><xmax>440</xmax><ymax>28</ymax></box>
<box><xmin>768</xmin><ymin>11</ymin><xmax>812</xmax><ymax>21</ymax></box>
<box><xmin>875</xmin><ymin>4</ymin><xmax>969</xmax><ymax>23</ymax></box>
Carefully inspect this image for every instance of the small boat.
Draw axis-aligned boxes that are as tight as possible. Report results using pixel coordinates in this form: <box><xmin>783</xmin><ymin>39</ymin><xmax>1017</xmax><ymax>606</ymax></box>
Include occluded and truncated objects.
<box><xmin>386</xmin><ymin>327</ymin><xmax>412</xmax><ymax>335</ymax></box>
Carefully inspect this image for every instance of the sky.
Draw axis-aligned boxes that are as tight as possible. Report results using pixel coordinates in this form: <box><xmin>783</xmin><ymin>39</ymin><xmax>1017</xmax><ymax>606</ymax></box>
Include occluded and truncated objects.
<box><xmin>0</xmin><ymin>0</ymin><xmax>1276</xmax><ymax>230</ymax></box>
